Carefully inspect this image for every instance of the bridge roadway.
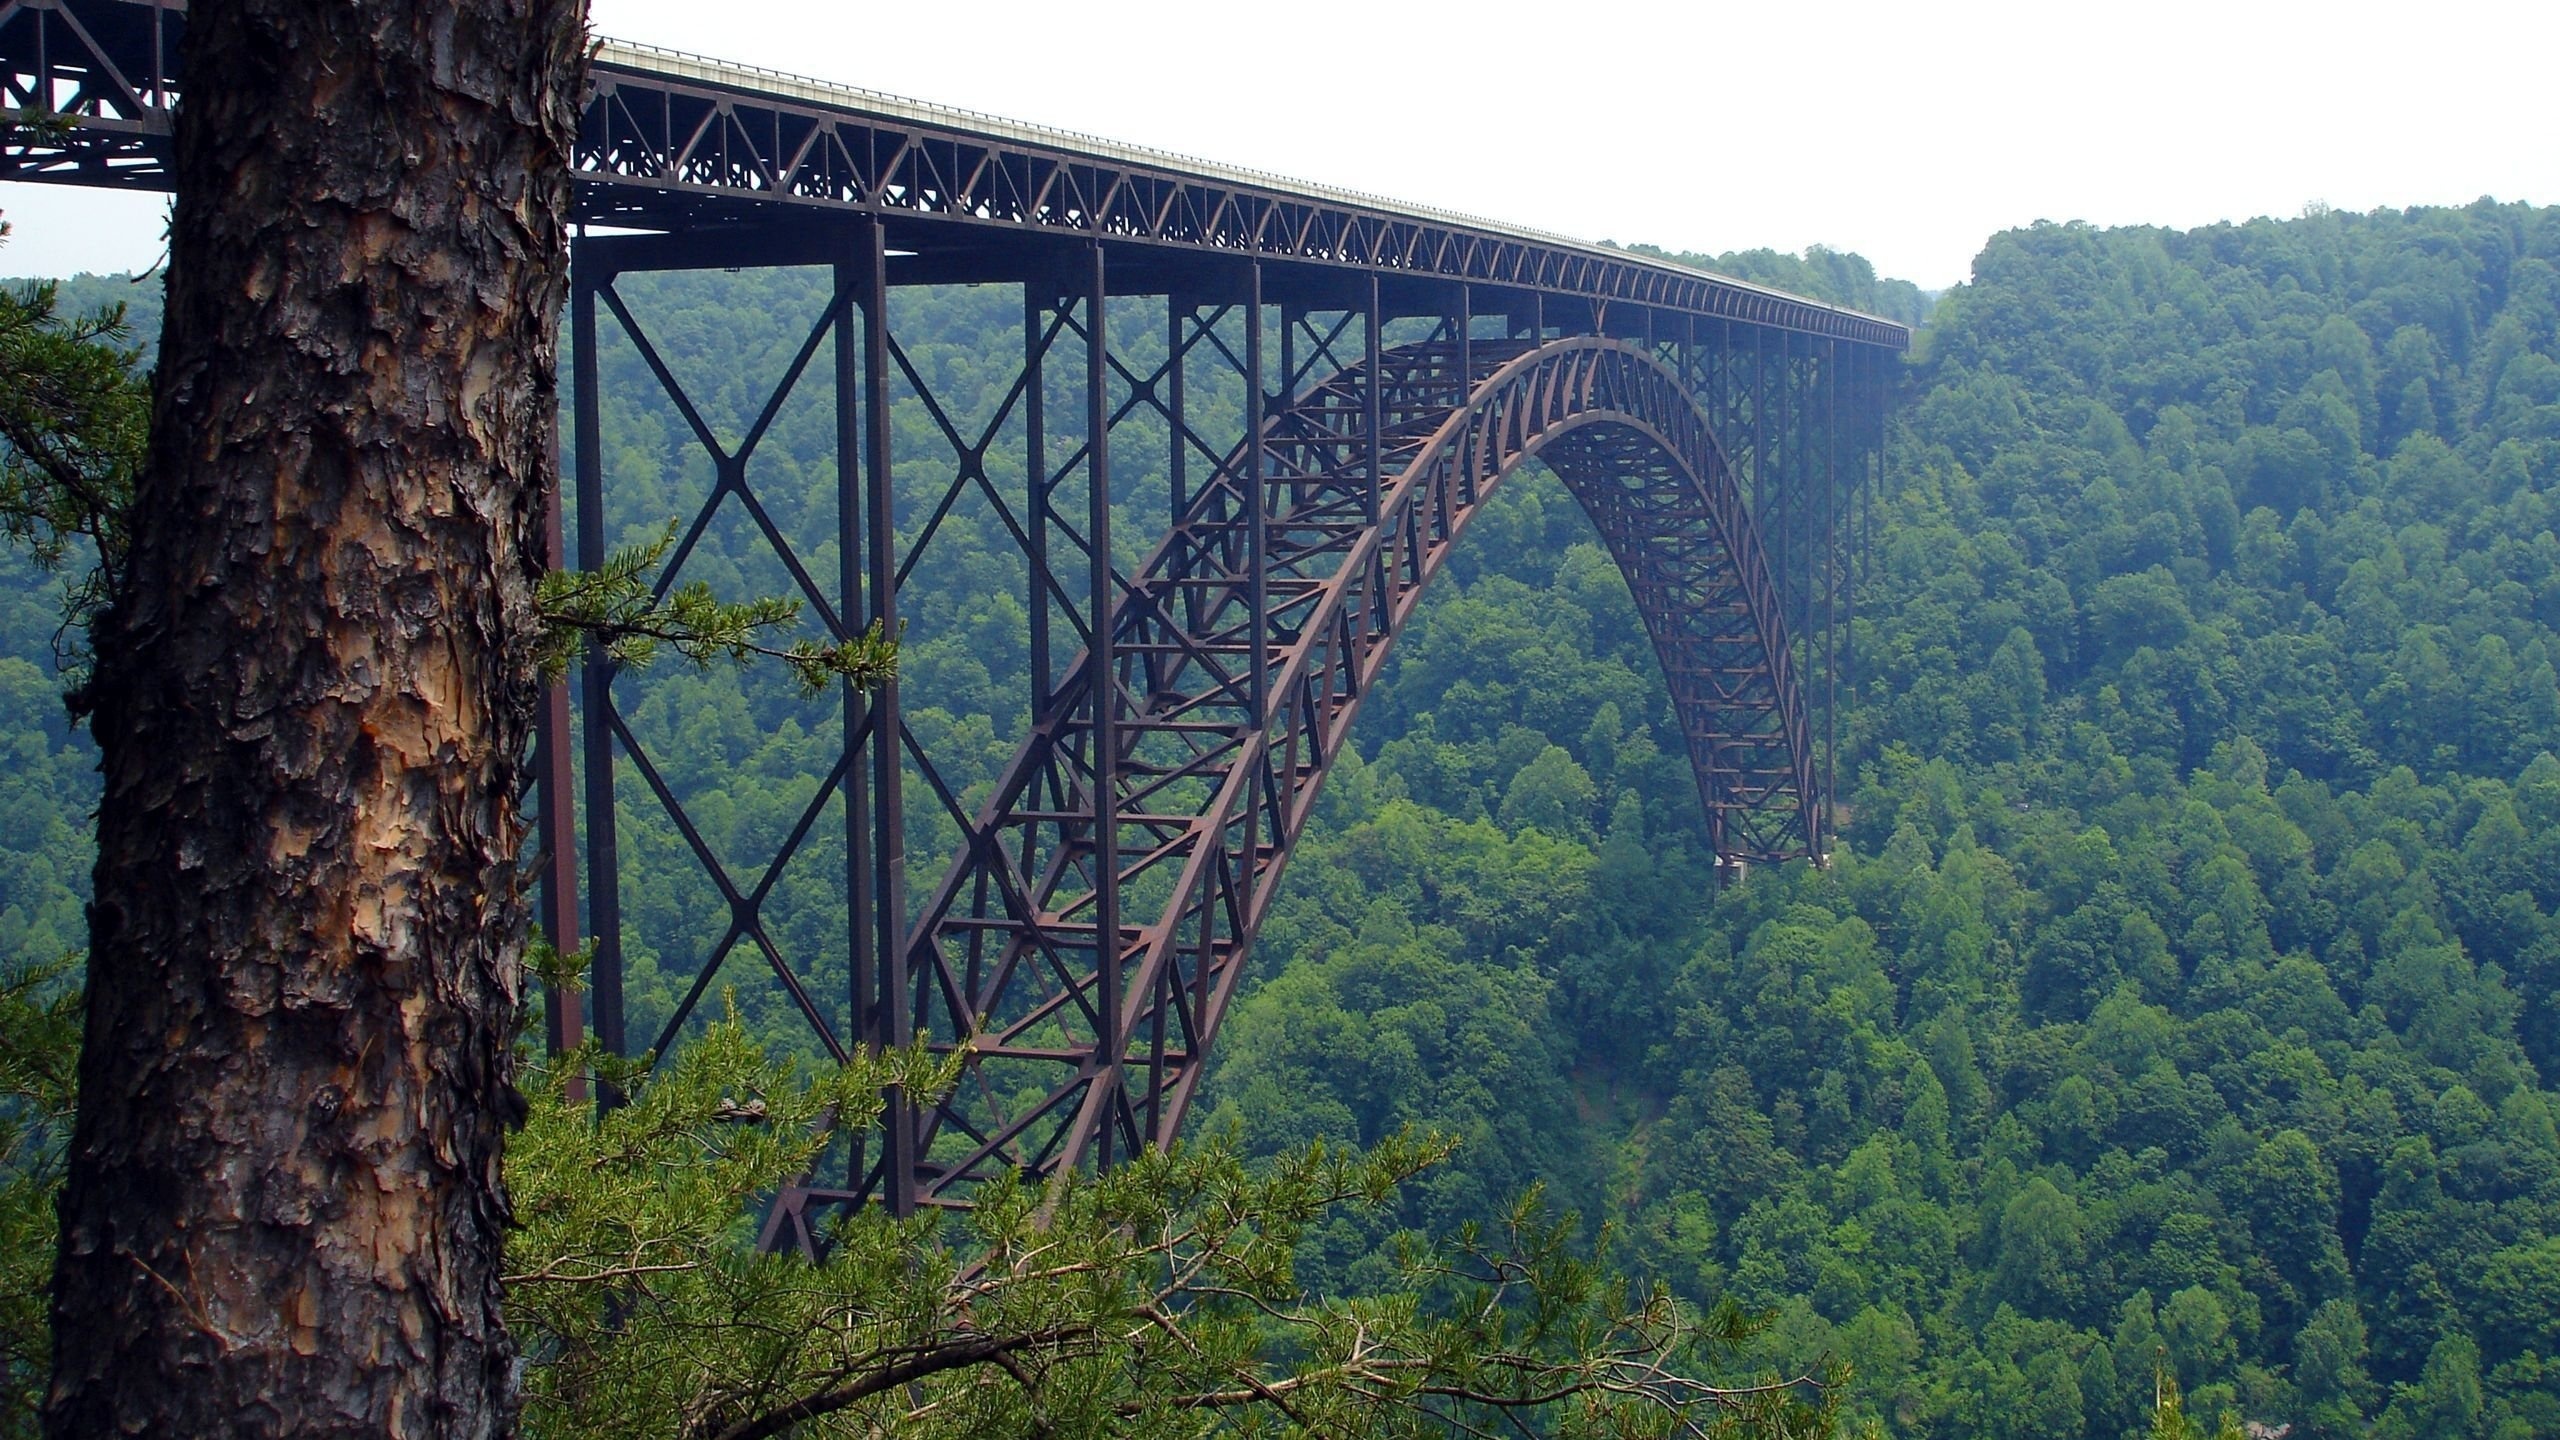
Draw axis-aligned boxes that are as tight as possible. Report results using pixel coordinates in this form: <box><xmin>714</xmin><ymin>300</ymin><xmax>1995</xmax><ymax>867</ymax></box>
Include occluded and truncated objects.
<box><xmin>4</xmin><ymin>0</ymin><xmax>1908</xmax><ymax>1221</ymax></box>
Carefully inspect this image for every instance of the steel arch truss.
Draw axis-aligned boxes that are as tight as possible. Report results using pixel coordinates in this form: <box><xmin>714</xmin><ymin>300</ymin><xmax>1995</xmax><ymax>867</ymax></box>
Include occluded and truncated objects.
<box><xmin>794</xmin><ymin>334</ymin><xmax>1817</xmax><ymax>1221</ymax></box>
<box><xmin>549</xmin><ymin>229</ymin><xmax>1888</xmax><ymax>1240</ymax></box>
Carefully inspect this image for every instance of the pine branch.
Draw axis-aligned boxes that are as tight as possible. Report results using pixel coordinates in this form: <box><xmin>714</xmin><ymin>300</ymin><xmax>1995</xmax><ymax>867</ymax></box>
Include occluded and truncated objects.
<box><xmin>0</xmin><ymin>274</ymin><xmax>148</xmax><ymax>694</ymax></box>
<box><xmin>692</xmin><ymin>1327</ymin><xmax>1099</xmax><ymax>1440</ymax></box>
<box><xmin>532</xmin><ymin>523</ymin><xmax>897</xmax><ymax>694</ymax></box>
<box><xmin>504</xmin><ymin>1020</ymin><xmax>1835</xmax><ymax>1440</ymax></box>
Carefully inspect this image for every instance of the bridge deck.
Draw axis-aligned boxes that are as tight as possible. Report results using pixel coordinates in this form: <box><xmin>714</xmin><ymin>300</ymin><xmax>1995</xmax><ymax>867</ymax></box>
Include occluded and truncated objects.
<box><xmin>1</xmin><ymin>0</ymin><xmax>1907</xmax><ymax>350</ymax></box>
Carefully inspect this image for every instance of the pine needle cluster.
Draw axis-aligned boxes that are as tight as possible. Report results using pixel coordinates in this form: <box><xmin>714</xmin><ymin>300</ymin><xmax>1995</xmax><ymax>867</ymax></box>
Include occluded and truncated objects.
<box><xmin>532</xmin><ymin>523</ymin><xmax>897</xmax><ymax>696</ymax></box>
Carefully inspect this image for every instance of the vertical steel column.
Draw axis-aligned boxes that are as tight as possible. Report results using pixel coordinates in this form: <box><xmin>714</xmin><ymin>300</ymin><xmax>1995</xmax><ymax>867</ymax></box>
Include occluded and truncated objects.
<box><xmin>1026</xmin><ymin>284</ymin><xmax>1050</xmax><ymax>713</ymax></box>
<box><xmin>1783</xmin><ymin>330</ymin><xmax>1798</xmax><ymax>634</ymax></box>
<box><xmin>1777</xmin><ymin>332</ymin><xmax>1794</xmax><ymax>702</ymax></box>
<box><xmin>1853</xmin><ymin>348</ymin><xmax>1873</xmax><ymax>712</ymax></box>
<box><xmin>536</xmin><ymin>418</ymin><xmax>582</xmax><ymax>1067</ymax></box>
<box><xmin>1457</xmin><ymin>284</ymin><xmax>1473</xmax><ymax>399</ymax></box>
<box><xmin>1752</xmin><ymin>326</ymin><xmax>1769</xmax><ymax>534</ymax></box>
<box><xmin>1718</xmin><ymin>319</ymin><xmax>1733</xmax><ymax>469</ymax></box>
<box><xmin>1779</xmin><ymin>330</ymin><xmax>1797</xmax><ymax>710</ymax></box>
<box><xmin>1798</xmin><ymin>335</ymin><xmax>1816</xmax><ymax>701</ymax></box>
<box><xmin>1851</xmin><ymin>347</ymin><xmax>1876</xmax><ymax>707</ymax></box>
<box><xmin>1146</xmin><ymin>288</ymin><xmax>1179</xmax><ymax>1140</ymax></box>
<box><xmin>1822</xmin><ymin>339</ymin><xmax>1838</xmax><ymax>858</ymax></box>
<box><xmin>1246</xmin><ymin>262</ymin><xmax>1267</xmax><ymax>723</ymax></box>
<box><xmin>1363</xmin><ymin>275</ymin><xmax>1384</xmax><ymax>637</ymax></box>
<box><xmin>1279</xmin><ymin>300</ymin><xmax>1296</xmax><ymax>406</ymax></box>
<box><xmin>861</xmin><ymin>218</ymin><xmax>913</xmax><ymax>1216</ymax></box>
<box><xmin>572</xmin><ymin>244</ymin><xmax>625</xmax><ymax>1075</ymax></box>
<box><xmin>1166</xmin><ymin>293</ymin><xmax>1187</xmax><ymax>524</ymax></box>
<box><xmin>1085</xmin><ymin>240</ymin><xmax>1120</xmax><ymax>1168</ymax></box>
<box><xmin>1363</xmin><ymin>275</ymin><xmax>1383</xmax><ymax>524</ymax></box>
<box><xmin>1145</xmin><ymin>292</ymin><xmax>1175</xmax><ymax>1143</ymax></box>
<box><xmin>835</xmin><ymin>256</ymin><xmax>876</xmax><ymax>1149</ymax></box>
<box><xmin>1848</xmin><ymin>348</ymin><xmax>1864</xmax><ymax>705</ymax></box>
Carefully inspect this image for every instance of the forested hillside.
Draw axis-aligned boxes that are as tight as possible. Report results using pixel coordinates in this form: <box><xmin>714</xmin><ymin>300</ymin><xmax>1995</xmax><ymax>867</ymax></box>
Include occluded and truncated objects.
<box><xmin>6</xmin><ymin>200</ymin><xmax>2558</xmax><ymax>1439</ymax></box>
<box><xmin>1211</xmin><ymin>205</ymin><xmax>2560</xmax><ymax>1440</ymax></box>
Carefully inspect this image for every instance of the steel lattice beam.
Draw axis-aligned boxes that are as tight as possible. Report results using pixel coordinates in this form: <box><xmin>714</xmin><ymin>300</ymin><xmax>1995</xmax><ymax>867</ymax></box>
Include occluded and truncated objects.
<box><xmin>3</xmin><ymin>0</ymin><xmax>1906</xmax><ymax>349</ymax></box>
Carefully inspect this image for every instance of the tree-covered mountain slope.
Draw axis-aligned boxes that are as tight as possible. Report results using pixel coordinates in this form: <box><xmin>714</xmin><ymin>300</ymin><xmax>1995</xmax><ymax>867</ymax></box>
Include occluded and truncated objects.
<box><xmin>1199</xmin><ymin>202</ymin><xmax>2560</xmax><ymax>1440</ymax></box>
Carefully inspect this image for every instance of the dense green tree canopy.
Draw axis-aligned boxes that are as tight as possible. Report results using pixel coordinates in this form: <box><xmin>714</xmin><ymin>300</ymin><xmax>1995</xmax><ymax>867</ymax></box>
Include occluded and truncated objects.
<box><xmin>1209</xmin><ymin>203</ymin><xmax>2560</xmax><ymax>1439</ymax></box>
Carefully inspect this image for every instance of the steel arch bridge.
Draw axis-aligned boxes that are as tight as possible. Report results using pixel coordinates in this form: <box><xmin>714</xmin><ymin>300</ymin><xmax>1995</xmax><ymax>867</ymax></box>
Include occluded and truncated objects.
<box><xmin>5</xmin><ymin>0</ymin><xmax>1908</xmax><ymax>1223</ymax></box>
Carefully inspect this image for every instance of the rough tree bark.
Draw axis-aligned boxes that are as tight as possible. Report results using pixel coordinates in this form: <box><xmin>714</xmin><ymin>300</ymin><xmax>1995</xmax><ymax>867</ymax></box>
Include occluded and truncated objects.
<box><xmin>46</xmin><ymin>2</ymin><xmax>587</xmax><ymax>1435</ymax></box>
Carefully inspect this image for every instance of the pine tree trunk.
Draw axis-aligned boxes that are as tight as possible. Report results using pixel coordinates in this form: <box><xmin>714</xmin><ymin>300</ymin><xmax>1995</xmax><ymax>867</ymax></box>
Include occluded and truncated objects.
<box><xmin>47</xmin><ymin>2</ymin><xmax>585</xmax><ymax>1434</ymax></box>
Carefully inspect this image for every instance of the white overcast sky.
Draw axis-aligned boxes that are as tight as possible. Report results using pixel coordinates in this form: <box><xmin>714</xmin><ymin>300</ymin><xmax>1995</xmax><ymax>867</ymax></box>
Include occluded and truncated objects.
<box><xmin>5</xmin><ymin>0</ymin><xmax>2555</xmax><ymax>289</ymax></box>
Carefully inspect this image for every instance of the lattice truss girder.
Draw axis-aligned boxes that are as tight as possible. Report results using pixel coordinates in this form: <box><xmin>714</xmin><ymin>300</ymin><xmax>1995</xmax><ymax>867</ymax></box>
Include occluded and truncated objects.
<box><xmin>567</xmin><ymin>65</ymin><xmax>1899</xmax><ymax>348</ymax></box>
<box><xmin>1</xmin><ymin>1</ymin><xmax>1904</xmax><ymax>352</ymax></box>
<box><xmin>0</xmin><ymin>0</ymin><xmax>178</xmax><ymax>182</ymax></box>
<box><xmin>567</xmin><ymin>252</ymin><xmax>884</xmax><ymax>1085</ymax></box>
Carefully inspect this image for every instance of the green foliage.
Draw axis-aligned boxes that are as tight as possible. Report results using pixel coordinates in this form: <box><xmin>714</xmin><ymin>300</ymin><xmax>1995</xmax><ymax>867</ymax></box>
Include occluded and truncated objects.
<box><xmin>534</xmin><ymin>522</ymin><xmax>898</xmax><ymax>695</ymax></box>
<box><xmin>0</xmin><ymin>274</ymin><xmax>146</xmax><ymax>683</ymax></box>
<box><xmin>0</xmin><ymin>953</ymin><xmax>78</xmax><ymax>1440</ymax></box>
<box><xmin>506</xmin><ymin>1014</ymin><xmax>1836</xmax><ymax>1440</ymax></box>
<box><xmin>2146</xmin><ymin>1367</ymin><xmax>2246</xmax><ymax>1440</ymax></box>
<box><xmin>1206</xmin><ymin>205</ymin><xmax>2560</xmax><ymax>1440</ymax></box>
<box><xmin>0</xmin><ymin>957</ymin><xmax>1838</xmax><ymax>1440</ymax></box>
<box><xmin>0</xmin><ymin>117</ymin><xmax>152</xmax><ymax>685</ymax></box>
<box><xmin>1607</xmin><ymin>241</ymin><xmax>1935</xmax><ymax>330</ymax></box>
<box><xmin>0</xmin><ymin>191</ymin><xmax>130</xmax><ymax>1440</ymax></box>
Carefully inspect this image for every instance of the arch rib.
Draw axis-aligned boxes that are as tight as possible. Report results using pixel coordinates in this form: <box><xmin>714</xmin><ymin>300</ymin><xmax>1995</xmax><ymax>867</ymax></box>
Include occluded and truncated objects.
<box><xmin>801</xmin><ymin>335</ymin><xmax>1815</xmax><ymax>1217</ymax></box>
